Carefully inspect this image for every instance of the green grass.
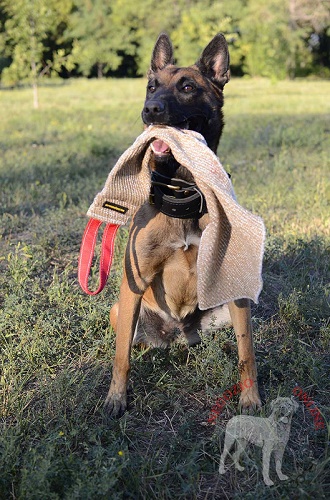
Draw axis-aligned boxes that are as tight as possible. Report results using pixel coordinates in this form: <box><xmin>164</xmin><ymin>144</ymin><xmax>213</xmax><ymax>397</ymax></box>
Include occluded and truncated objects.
<box><xmin>0</xmin><ymin>78</ymin><xmax>329</xmax><ymax>499</ymax></box>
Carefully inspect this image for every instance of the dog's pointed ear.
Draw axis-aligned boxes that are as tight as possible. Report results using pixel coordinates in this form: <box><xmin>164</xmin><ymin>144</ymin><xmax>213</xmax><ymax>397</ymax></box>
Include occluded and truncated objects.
<box><xmin>196</xmin><ymin>33</ymin><xmax>230</xmax><ymax>88</ymax></box>
<box><xmin>150</xmin><ymin>33</ymin><xmax>174</xmax><ymax>72</ymax></box>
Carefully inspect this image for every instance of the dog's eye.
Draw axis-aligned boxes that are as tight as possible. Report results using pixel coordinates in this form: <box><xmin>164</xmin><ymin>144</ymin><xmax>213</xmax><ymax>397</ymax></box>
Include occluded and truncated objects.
<box><xmin>182</xmin><ymin>84</ymin><xmax>194</xmax><ymax>93</ymax></box>
<box><xmin>148</xmin><ymin>85</ymin><xmax>156</xmax><ymax>93</ymax></box>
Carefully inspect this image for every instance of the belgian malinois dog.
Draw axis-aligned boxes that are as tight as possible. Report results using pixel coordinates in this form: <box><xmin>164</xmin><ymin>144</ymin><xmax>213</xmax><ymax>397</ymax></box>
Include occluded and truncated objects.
<box><xmin>105</xmin><ymin>33</ymin><xmax>261</xmax><ymax>417</ymax></box>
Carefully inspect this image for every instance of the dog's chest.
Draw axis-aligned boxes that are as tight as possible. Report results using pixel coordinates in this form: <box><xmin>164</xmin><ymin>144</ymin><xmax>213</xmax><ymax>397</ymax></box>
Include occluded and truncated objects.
<box><xmin>160</xmin><ymin>230</ymin><xmax>201</xmax><ymax>319</ymax></box>
<box><xmin>169</xmin><ymin>231</ymin><xmax>201</xmax><ymax>251</ymax></box>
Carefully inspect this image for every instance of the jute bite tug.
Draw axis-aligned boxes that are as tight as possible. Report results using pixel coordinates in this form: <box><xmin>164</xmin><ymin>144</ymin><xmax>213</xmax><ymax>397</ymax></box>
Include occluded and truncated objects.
<box><xmin>78</xmin><ymin>33</ymin><xmax>265</xmax><ymax>418</ymax></box>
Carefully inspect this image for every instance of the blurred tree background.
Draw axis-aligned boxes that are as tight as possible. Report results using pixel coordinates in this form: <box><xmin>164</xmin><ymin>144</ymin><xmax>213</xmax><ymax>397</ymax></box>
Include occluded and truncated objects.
<box><xmin>0</xmin><ymin>0</ymin><xmax>329</xmax><ymax>89</ymax></box>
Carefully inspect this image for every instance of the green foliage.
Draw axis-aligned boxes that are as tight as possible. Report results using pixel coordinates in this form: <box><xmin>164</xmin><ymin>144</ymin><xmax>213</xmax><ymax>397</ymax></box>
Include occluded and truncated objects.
<box><xmin>239</xmin><ymin>0</ymin><xmax>313</xmax><ymax>79</ymax></box>
<box><xmin>0</xmin><ymin>0</ymin><xmax>73</xmax><ymax>86</ymax></box>
<box><xmin>171</xmin><ymin>0</ymin><xmax>246</xmax><ymax>68</ymax></box>
<box><xmin>110</xmin><ymin>0</ymin><xmax>187</xmax><ymax>75</ymax></box>
<box><xmin>67</xmin><ymin>0</ymin><xmax>124</xmax><ymax>77</ymax></box>
<box><xmin>1</xmin><ymin>0</ymin><xmax>330</xmax><ymax>83</ymax></box>
<box><xmin>0</xmin><ymin>78</ymin><xmax>329</xmax><ymax>497</ymax></box>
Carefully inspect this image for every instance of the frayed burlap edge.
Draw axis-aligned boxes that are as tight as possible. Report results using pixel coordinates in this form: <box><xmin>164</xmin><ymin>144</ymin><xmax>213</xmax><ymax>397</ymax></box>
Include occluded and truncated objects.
<box><xmin>87</xmin><ymin>125</ymin><xmax>265</xmax><ymax>310</ymax></box>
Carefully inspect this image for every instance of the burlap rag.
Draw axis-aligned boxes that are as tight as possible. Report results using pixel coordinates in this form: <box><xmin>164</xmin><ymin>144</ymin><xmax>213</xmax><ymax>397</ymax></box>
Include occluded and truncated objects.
<box><xmin>87</xmin><ymin>125</ymin><xmax>265</xmax><ymax>310</ymax></box>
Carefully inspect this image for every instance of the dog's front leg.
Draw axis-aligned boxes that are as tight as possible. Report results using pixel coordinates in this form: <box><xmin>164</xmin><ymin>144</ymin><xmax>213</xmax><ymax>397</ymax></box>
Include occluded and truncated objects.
<box><xmin>274</xmin><ymin>445</ymin><xmax>289</xmax><ymax>481</ymax></box>
<box><xmin>105</xmin><ymin>270</ymin><xmax>142</xmax><ymax>418</ymax></box>
<box><xmin>228</xmin><ymin>299</ymin><xmax>261</xmax><ymax>410</ymax></box>
<box><xmin>262</xmin><ymin>444</ymin><xmax>274</xmax><ymax>486</ymax></box>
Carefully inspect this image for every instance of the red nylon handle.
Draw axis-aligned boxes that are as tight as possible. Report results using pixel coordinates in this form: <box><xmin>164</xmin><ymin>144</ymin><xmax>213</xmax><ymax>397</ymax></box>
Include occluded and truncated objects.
<box><xmin>78</xmin><ymin>218</ymin><xmax>119</xmax><ymax>295</ymax></box>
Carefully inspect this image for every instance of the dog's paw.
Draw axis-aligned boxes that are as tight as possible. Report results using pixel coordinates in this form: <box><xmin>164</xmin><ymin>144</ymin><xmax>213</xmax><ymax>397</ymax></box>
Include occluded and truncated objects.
<box><xmin>263</xmin><ymin>478</ymin><xmax>274</xmax><ymax>487</ymax></box>
<box><xmin>234</xmin><ymin>463</ymin><xmax>245</xmax><ymax>472</ymax></box>
<box><xmin>104</xmin><ymin>392</ymin><xmax>127</xmax><ymax>419</ymax></box>
<box><xmin>219</xmin><ymin>465</ymin><xmax>226</xmax><ymax>474</ymax></box>
<box><xmin>239</xmin><ymin>386</ymin><xmax>262</xmax><ymax>414</ymax></box>
<box><xmin>278</xmin><ymin>473</ymin><xmax>289</xmax><ymax>481</ymax></box>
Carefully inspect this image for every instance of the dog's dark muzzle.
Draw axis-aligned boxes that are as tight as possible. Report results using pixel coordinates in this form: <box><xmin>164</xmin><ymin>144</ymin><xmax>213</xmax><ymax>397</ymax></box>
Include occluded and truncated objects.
<box><xmin>142</xmin><ymin>99</ymin><xmax>207</xmax><ymax>135</ymax></box>
<box><xmin>142</xmin><ymin>99</ymin><xmax>167</xmax><ymax>125</ymax></box>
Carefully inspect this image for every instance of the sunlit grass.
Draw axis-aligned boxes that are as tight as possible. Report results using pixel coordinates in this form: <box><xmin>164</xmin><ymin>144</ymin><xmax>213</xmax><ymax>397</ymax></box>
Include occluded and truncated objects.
<box><xmin>0</xmin><ymin>78</ymin><xmax>329</xmax><ymax>498</ymax></box>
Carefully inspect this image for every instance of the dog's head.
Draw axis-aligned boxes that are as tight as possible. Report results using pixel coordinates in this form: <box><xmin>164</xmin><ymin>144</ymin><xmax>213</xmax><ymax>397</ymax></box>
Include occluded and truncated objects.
<box><xmin>142</xmin><ymin>32</ymin><xmax>230</xmax><ymax>162</ymax></box>
<box><xmin>270</xmin><ymin>397</ymin><xmax>299</xmax><ymax>424</ymax></box>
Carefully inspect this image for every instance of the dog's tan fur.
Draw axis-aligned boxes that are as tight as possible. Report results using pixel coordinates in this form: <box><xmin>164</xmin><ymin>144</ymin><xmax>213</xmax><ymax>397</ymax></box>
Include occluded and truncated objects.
<box><xmin>105</xmin><ymin>33</ymin><xmax>261</xmax><ymax>418</ymax></box>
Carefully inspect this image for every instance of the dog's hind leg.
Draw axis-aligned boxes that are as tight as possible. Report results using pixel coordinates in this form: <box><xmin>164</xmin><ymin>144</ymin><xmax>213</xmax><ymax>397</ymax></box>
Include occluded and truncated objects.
<box><xmin>232</xmin><ymin>438</ymin><xmax>247</xmax><ymax>472</ymax></box>
<box><xmin>219</xmin><ymin>431</ymin><xmax>236</xmax><ymax>474</ymax></box>
<box><xmin>228</xmin><ymin>299</ymin><xmax>261</xmax><ymax>411</ymax></box>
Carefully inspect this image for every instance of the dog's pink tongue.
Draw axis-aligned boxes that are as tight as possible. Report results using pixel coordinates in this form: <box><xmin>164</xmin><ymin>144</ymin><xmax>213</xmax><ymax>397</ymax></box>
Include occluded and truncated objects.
<box><xmin>151</xmin><ymin>139</ymin><xmax>170</xmax><ymax>154</ymax></box>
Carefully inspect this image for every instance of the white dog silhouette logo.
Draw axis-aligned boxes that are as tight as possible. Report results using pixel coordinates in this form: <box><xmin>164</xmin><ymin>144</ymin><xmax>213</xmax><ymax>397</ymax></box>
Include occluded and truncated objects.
<box><xmin>219</xmin><ymin>397</ymin><xmax>298</xmax><ymax>486</ymax></box>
